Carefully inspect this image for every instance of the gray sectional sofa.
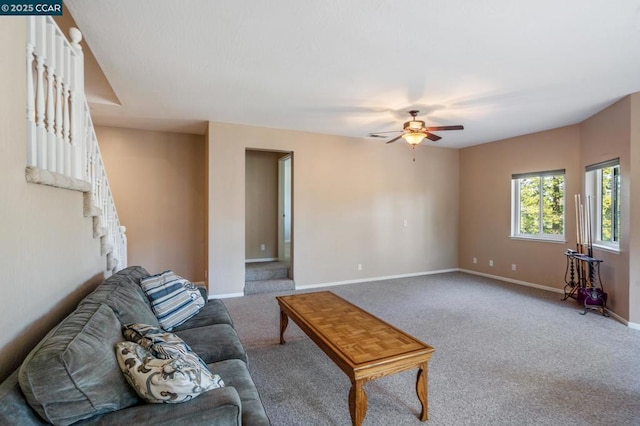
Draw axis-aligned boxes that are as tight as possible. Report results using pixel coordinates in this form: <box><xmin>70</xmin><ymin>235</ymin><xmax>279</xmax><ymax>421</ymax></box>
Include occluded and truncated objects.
<box><xmin>0</xmin><ymin>266</ymin><xmax>270</xmax><ymax>425</ymax></box>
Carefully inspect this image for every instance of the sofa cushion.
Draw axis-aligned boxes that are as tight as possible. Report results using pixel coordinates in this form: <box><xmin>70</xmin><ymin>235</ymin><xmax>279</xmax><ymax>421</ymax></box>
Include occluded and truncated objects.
<box><xmin>80</xmin><ymin>266</ymin><xmax>158</xmax><ymax>327</ymax></box>
<box><xmin>0</xmin><ymin>371</ymin><xmax>47</xmax><ymax>425</ymax></box>
<box><xmin>81</xmin><ymin>286</ymin><xmax>159</xmax><ymax>328</ymax></box>
<box><xmin>101</xmin><ymin>265</ymin><xmax>151</xmax><ymax>305</ymax></box>
<box><xmin>209</xmin><ymin>359</ymin><xmax>271</xmax><ymax>426</ymax></box>
<box><xmin>19</xmin><ymin>304</ymin><xmax>139</xmax><ymax>425</ymax></box>
<box><xmin>175</xmin><ymin>324</ymin><xmax>247</xmax><ymax>364</ymax></box>
<box><xmin>115</xmin><ymin>341</ymin><xmax>224</xmax><ymax>404</ymax></box>
<box><xmin>141</xmin><ymin>271</ymin><xmax>205</xmax><ymax>330</ymax></box>
<box><xmin>171</xmin><ymin>299</ymin><xmax>234</xmax><ymax>331</ymax></box>
<box><xmin>74</xmin><ymin>384</ymin><xmax>242</xmax><ymax>425</ymax></box>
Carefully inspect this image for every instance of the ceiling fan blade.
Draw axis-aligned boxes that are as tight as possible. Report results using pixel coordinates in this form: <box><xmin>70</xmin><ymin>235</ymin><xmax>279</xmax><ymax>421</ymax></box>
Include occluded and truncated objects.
<box><xmin>385</xmin><ymin>135</ymin><xmax>404</xmax><ymax>144</ymax></box>
<box><xmin>426</xmin><ymin>125</ymin><xmax>464</xmax><ymax>131</ymax></box>
<box><xmin>425</xmin><ymin>132</ymin><xmax>442</xmax><ymax>142</ymax></box>
<box><xmin>369</xmin><ymin>130</ymin><xmax>403</xmax><ymax>137</ymax></box>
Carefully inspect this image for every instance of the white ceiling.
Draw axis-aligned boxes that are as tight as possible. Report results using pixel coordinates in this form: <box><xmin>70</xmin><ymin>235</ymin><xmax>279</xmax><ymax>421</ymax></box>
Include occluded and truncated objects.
<box><xmin>65</xmin><ymin>0</ymin><xmax>640</xmax><ymax>148</ymax></box>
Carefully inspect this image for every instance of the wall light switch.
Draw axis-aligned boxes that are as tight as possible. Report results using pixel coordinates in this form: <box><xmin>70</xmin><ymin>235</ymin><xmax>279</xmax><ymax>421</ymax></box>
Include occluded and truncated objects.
<box><xmin>357</xmin><ymin>264</ymin><xmax>362</xmax><ymax>271</ymax></box>
<box><xmin>512</xmin><ymin>264</ymin><xmax>517</xmax><ymax>271</ymax></box>
<box><xmin>260</xmin><ymin>244</ymin><xmax>265</xmax><ymax>251</ymax></box>
<box><xmin>473</xmin><ymin>257</ymin><xmax>477</xmax><ymax>264</ymax></box>
<box><xmin>403</xmin><ymin>219</ymin><xmax>408</xmax><ymax>227</ymax></box>
<box><xmin>489</xmin><ymin>260</ymin><xmax>494</xmax><ymax>267</ymax></box>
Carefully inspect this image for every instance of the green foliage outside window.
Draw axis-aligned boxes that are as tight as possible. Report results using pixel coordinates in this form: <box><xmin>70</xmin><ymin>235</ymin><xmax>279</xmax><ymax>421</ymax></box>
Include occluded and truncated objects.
<box><xmin>519</xmin><ymin>177</ymin><xmax>540</xmax><ymax>234</ymax></box>
<box><xmin>518</xmin><ymin>175</ymin><xmax>564</xmax><ymax>236</ymax></box>
<box><xmin>600</xmin><ymin>166</ymin><xmax>620</xmax><ymax>242</ymax></box>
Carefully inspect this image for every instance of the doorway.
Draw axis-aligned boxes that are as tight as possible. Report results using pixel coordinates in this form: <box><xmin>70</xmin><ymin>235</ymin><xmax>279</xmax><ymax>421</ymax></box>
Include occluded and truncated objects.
<box><xmin>244</xmin><ymin>150</ymin><xmax>293</xmax><ymax>293</ymax></box>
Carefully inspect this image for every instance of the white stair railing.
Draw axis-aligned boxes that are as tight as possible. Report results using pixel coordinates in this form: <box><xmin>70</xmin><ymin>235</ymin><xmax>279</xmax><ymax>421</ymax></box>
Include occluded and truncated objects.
<box><xmin>26</xmin><ymin>16</ymin><xmax>82</xmax><ymax>178</ymax></box>
<box><xmin>26</xmin><ymin>16</ymin><xmax>127</xmax><ymax>272</ymax></box>
<box><xmin>84</xmin><ymin>107</ymin><xmax>128</xmax><ymax>270</ymax></box>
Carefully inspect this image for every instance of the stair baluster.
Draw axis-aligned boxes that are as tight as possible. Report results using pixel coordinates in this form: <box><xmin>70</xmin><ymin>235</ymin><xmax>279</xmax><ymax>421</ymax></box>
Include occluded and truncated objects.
<box><xmin>25</xmin><ymin>16</ymin><xmax>127</xmax><ymax>274</ymax></box>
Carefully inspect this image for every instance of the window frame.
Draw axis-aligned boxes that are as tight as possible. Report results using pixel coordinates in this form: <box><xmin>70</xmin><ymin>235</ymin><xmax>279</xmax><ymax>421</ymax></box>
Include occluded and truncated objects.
<box><xmin>585</xmin><ymin>159</ymin><xmax>620</xmax><ymax>251</ymax></box>
<box><xmin>510</xmin><ymin>169</ymin><xmax>566</xmax><ymax>242</ymax></box>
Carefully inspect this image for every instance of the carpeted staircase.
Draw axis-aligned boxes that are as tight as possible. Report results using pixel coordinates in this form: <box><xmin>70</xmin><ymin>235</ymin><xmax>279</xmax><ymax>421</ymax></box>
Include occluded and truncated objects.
<box><xmin>244</xmin><ymin>261</ymin><xmax>294</xmax><ymax>295</ymax></box>
<box><xmin>25</xmin><ymin>167</ymin><xmax>121</xmax><ymax>276</ymax></box>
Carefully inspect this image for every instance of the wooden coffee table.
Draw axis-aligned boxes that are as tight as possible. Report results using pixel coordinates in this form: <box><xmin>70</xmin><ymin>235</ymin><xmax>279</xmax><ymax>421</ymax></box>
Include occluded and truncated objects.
<box><xmin>277</xmin><ymin>291</ymin><xmax>435</xmax><ymax>425</ymax></box>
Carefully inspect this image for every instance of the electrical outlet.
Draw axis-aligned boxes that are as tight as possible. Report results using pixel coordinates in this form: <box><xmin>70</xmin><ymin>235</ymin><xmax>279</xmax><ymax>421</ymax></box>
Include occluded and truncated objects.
<box><xmin>260</xmin><ymin>243</ymin><xmax>265</xmax><ymax>251</ymax></box>
<box><xmin>512</xmin><ymin>264</ymin><xmax>517</xmax><ymax>271</ymax></box>
<box><xmin>357</xmin><ymin>264</ymin><xmax>362</xmax><ymax>271</ymax></box>
<box><xmin>489</xmin><ymin>260</ymin><xmax>494</xmax><ymax>267</ymax></box>
<box><xmin>473</xmin><ymin>257</ymin><xmax>477</xmax><ymax>264</ymax></box>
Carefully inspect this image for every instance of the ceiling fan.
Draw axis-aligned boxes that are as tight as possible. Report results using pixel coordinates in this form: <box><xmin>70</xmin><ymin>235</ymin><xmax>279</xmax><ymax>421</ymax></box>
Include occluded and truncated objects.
<box><xmin>369</xmin><ymin>110</ymin><xmax>464</xmax><ymax>145</ymax></box>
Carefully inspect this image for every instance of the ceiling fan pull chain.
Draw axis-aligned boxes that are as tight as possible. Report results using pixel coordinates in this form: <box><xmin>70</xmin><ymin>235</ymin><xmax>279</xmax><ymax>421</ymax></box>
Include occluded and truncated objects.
<box><xmin>413</xmin><ymin>145</ymin><xmax>416</xmax><ymax>162</ymax></box>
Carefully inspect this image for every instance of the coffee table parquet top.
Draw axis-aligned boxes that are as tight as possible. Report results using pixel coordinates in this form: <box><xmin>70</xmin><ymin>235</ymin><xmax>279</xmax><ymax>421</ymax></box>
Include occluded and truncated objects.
<box><xmin>277</xmin><ymin>291</ymin><xmax>435</xmax><ymax>424</ymax></box>
<box><xmin>277</xmin><ymin>291</ymin><xmax>433</xmax><ymax>366</ymax></box>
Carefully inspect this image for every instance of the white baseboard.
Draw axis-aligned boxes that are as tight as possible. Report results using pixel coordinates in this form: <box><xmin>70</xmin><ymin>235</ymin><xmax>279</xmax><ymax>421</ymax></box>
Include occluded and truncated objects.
<box><xmin>210</xmin><ymin>268</ymin><xmax>640</xmax><ymax>329</ymax></box>
<box><xmin>604</xmin><ymin>309</ymin><xmax>640</xmax><ymax>329</ymax></box>
<box><xmin>628</xmin><ymin>321</ymin><xmax>640</xmax><ymax>330</ymax></box>
<box><xmin>245</xmin><ymin>258</ymin><xmax>277</xmax><ymax>263</ymax></box>
<box><xmin>458</xmin><ymin>268</ymin><xmax>639</xmax><ymax>329</ymax></box>
<box><xmin>209</xmin><ymin>292</ymin><xmax>244</xmax><ymax>299</ymax></box>
<box><xmin>296</xmin><ymin>268</ymin><xmax>459</xmax><ymax>290</ymax></box>
<box><xmin>458</xmin><ymin>269</ymin><xmax>564</xmax><ymax>294</ymax></box>
<box><xmin>605</xmin><ymin>309</ymin><xmax>628</xmax><ymax>327</ymax></box>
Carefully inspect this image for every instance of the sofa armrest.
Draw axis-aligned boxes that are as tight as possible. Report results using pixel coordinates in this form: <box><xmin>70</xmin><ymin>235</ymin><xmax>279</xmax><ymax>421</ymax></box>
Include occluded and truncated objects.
<box><xmin>78</xmin><ymin>386</ymin><xmax>241</xmax><ymax>425</ymax></box>
<box><xmin>0</xmin><ymin>370</ymin><xmax>48</xmax><ymax>425</ymax></box>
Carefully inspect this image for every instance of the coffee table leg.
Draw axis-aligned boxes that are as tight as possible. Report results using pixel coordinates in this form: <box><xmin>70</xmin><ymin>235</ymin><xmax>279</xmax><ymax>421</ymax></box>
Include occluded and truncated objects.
<box><xmin>279</xmin><ymin>310</ymin><xmax>289</xmax><ymax>344</ymax></box>
<box><xmin>416</xmin><ymin>362</ymin><xmax>428</xmax><ymax>421</ymax></box>
<box><xmin>349</xmin><ymin>379</ymin><xmax>367</xmax><ymax>426</ymax></box>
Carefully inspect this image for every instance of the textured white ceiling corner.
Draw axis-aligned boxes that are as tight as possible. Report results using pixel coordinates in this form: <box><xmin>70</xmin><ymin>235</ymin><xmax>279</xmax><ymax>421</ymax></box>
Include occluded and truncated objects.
<box><xmin>65</xmin><ymin>0</ymin><xmax>640</xmax><ymax>147</ymax></box>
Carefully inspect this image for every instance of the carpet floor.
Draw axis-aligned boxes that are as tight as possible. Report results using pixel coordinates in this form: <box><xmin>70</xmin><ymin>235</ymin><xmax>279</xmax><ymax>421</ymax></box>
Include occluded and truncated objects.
<box><xmin>222</xmin><ymin>272</ymin><xmax>640</xmax><ymax>425</ymax></box>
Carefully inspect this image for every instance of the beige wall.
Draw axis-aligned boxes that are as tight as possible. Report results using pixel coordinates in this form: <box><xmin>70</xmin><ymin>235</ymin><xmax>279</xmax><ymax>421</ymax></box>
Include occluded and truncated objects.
<box><xmin>459</xmin><ymin>96</ymin><xmax>640</xmax><ymax>323</ymax></box>
<box><xmin>579</xmin><ymin>97</ymin><xmax>631</xmax><ymax>319</ymax></box>
<box><xmin>96</xmin><ymin>126</ymin><xmax>207</xmax><ymax>282</ymax></box>
<box><xmin>209</xmin><ymin>122</ymin><xmax>459</xmax><ymax>296</ymax></box>
<box><xmin>458</xmin><ymin>126</ymin><xmax>582</xmax><ymax>288</ymax></box>
<box><xmin>245</xmin><ymin>150</ymin><xmax>281</xmax><ymax>260</ymax></box>
<box><xmin>0</xmin><ymin>18</ymin><xmax>106</xmax><ymax>382</ymax></box>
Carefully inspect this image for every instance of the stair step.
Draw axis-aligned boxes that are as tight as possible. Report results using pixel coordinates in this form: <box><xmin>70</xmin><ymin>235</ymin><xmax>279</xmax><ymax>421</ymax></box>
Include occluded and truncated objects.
<box><xmin>101</xmin><ymin>240</ymin><xmax>113</xmax><ymax>256</ymax></box>
<box><xmin>245</xmin><ymin>261</ymin><xmax>289</xmax><ymax>281</ymax></box>
<box><xmin>244</xmin><ymin>279</ymin><xmax>295</xmax><ymax>295</ymax></box>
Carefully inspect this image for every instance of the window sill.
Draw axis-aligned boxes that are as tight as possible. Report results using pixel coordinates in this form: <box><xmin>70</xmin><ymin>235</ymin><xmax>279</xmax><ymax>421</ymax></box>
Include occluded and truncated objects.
<box><xmin>592</xmin><ymin>244</ymin><xmax>621</xmax><ymax>255</ymax></box>
<box><xmin>509</xmin><ymin>235</ymin><xmax>567</xmax><ymax>244</ymax></box>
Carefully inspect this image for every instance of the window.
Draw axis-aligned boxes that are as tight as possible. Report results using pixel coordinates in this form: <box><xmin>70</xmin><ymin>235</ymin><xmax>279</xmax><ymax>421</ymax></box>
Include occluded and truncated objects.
<box><xmin>585</xmin><ymin>159</ymin><xmax>620</xmax><ymax>249</ymax></box>
<box><xmin>511</xmin><ymin>169</ymin><xmax>565</xmax><ymax>241</ymax></box>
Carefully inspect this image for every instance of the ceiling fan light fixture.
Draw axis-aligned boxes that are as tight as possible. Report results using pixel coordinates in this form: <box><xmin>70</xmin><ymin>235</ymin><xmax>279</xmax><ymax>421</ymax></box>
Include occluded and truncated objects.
<box><xmin>369</xmin><ymin>110</ymin><xmax>463</xmax><ymax>149</ymax></box>
<box><xmin>402</xmin><ymin>132</ymin><xmax>426</xmax><ymax>145</ymax></box>
<box><xmin>404</xmin><ymin>120</ymin><xmax>425</xmax><ymax>131</ymax></box>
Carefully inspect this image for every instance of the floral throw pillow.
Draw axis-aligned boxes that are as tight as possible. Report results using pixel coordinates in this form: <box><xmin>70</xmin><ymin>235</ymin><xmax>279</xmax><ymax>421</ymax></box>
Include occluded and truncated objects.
<box><xmin>140</xmin><ymin>270</ymin><xmax>206</xmax><ymax>330</ymax></box>
<box><xmin>115</xmin><ymin>341</ymin><xmax>224</xmax><ymax>404</ymax></box>
<box><xmin>122</xmin><ymin>323</ymin><xmax>209</xmax><ymax>370</ymax></box>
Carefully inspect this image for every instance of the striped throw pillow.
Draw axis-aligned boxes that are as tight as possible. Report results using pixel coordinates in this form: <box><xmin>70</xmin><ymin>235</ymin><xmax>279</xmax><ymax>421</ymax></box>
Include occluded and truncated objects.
<box><xmin>141</xmin><ymin>271</ymin><xmax>205</xmax><ymax>331</ymax></box>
